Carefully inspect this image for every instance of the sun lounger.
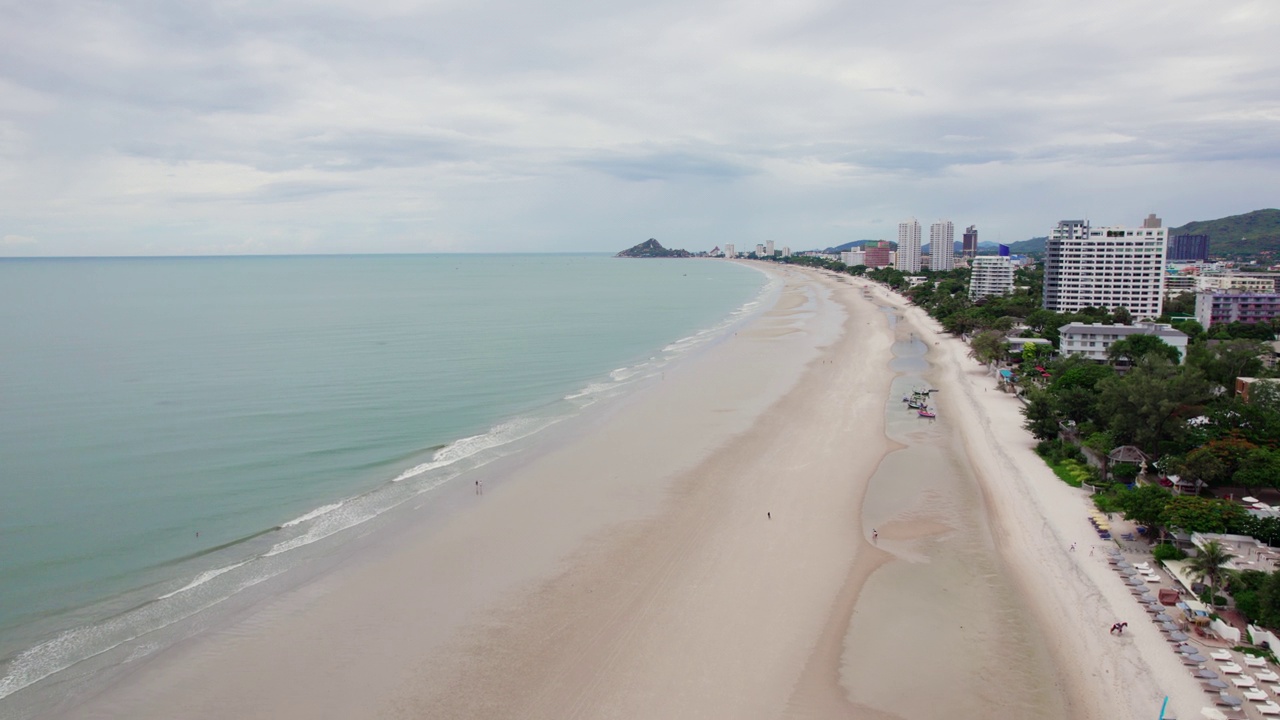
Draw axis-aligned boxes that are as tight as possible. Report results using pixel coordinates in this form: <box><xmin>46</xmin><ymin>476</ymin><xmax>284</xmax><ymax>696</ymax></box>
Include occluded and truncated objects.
<box><xmin>1244</xmin><ymin>688</ymin><xmax>1270</xmax><ymax>702</ymax></box>
<box><xmin>1220</xmin><ymin>663</ymin><xmax>1244</xmax><ymax>675</ymax></box>
<box><xmin>1135</xmin><ymin>562</ymin><xmax>1151</xmax><ymax>569</ymax></box>
<box><xmin>1211</xmin><ymin>650</ymin><xmax>1234</xmax><ymax>662</ymax></box>
<box><xmin>1232</xmin><ymin>676</ymin><xmax>1256</xmax><ymax>688</ymax></box>
<box><xmin>1246</xmin><ymin>655</ymin><xmax>1269</xmax><ymax>668</ymax></box>
<box><xmin>1146</xmin><ymin>575</ymin><xmax>1162</xmax><ymax>582</ymax></box>
<box><xmin>1256</xmin><ymin>670</ymin><xmax>1280</xmax><ymax>683</ymax></box>
<box><xmin>1259</xmin><ymin>701</ymin><xmax>1280</xmax><ymax>715</ymax></box>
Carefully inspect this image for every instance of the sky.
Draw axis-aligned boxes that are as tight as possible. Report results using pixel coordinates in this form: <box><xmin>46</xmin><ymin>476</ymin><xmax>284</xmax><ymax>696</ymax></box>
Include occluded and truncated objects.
<box><xmin>1</xmin><ymin>0</ymin><xmax>1278</xmax><ymax>256</ymax></box>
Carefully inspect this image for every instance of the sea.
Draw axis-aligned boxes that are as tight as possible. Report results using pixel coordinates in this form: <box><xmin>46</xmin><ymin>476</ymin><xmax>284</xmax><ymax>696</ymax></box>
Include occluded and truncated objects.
<box><xmin>0</xmin><ymin>253</ymin><xmax>767</xmax><ymax>714</ymax></box>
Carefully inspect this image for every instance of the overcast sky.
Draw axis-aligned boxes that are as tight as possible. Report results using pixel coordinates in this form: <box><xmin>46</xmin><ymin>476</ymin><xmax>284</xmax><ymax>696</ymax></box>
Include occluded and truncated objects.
<box><xmin>1</xmin><ymin>0</ymin><xmax>1277</xmax><ymax>256</ymax></box>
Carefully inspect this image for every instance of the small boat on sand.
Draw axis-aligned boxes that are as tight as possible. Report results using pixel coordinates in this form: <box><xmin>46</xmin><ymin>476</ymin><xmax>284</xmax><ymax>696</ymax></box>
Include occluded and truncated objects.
<box><xmin>917</xmin><ymin>409</ymin><xmax>936</xmax><ymax>419</ymax></box>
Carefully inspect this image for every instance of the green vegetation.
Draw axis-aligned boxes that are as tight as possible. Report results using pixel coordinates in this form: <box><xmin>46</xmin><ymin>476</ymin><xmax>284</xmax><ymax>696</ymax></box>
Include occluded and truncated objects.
<box><xmin>1152</xmin><ymin>543</ymin><xmax>1186</xmax><ymax>562</ymax></box>
<box><xmin>615</xmin><ymin>239</ymin><xmax>691</xmax><ymax>258</ymax></box>
<box><xmin>1168</xmin><ymin>208</ymin><xmax>1280</xmax><ymax>261</ymax></box>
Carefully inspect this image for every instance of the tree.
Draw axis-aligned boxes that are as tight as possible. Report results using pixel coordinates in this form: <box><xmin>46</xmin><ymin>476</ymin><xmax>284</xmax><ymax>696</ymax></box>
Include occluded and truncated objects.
<box><xmin>1258</xmin><ymin>570</ymin><xmax>1280</xmax><ymax>628</ymax></box>
<box><xmin>1022</xmin><ymin>342</ymin><xmax>1050</xmax><ymax>366</ymax></box>
<box><xmin>1107</xmin><ymin>334</ymin><xmax>1182</xmax><ymax>366</ymax></box>
<box><xmin>1097</xmin><ymin>358</ymin><xmax>1212</xmax><ymax>456</ymax></box>
<box><xmin>1114</xmin><ymin>483</ymin><xmax>1173</xmax><ymax>532</ymax></box>
<box><xmin>1022</xmin><ymin>389</ymin><xmax>1061</xmax><ymax>441</ymax></box>
<box><xmin>1235</xmin><ymin>447</ymin><xmax>1280</xmax><ymax>493</ymax></box>
<box><xmin>1185</xmin><ymin>539</ymin><xmax>1234</xmax><ymax>606</ymax></box>
<box><xmin>969</xmin><ymin>330</ymin><xmax>1008</xmax><ymax>364</ymax></box>
<box><xmin>1160</xmin><ymin>496</ymin><xmax>1247</xmax><ymax>534</ymax></box>
<box><xmin>1187</xmin><ymin>339</ymin><xmax>1268</xmax><ymax>392</ymax></box>
<box><xmin>1112</xmin><ymin>306</ymin><xmax>1134</xmax><ymax>325</ymax></box>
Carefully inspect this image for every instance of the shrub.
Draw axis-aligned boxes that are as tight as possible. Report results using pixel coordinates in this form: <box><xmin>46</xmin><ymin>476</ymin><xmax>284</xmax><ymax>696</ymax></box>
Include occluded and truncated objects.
<box><xmin>1153</xmin><ymin>544</ymin><xmax>1187</xmax><ymax>561</ymax></box>
<box><xmin>1236</xmin><ymin>589</ymin><xmax>1261</xmax><ymax>623</ymax></box>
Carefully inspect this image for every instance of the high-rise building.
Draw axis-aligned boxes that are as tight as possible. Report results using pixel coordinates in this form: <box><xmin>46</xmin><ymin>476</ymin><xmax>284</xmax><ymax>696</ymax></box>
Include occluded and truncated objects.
<box><xmin>723</xmin><ymin>243</ymin><xmax>735</xmax><ymax>258</ymax></box>
<box><xmin>896</xmin><ymin>219</ymin><xmax>922</xmax><ymax>273</ymax></box>
<box><xmin>969</xmin><ymin>256</ymin><xmax>1015</xmax><ymax>300</ymax></box>
<box><xmin>1168</xmin><ymin>234</ymin><xmax>1210</xmax><ymax>262</ymax></box>
<box><xmin>962</xmin><ymin>225</ymin><xmax>978</xmax><ymax>259</ymax></box>
<box><xmin>929</xmin><ymin>220</ymin><xmax>954</xmax><ymax>271</ymax></box>
<box><xmin>1042</xmin><ymin>219</ymin><xmax>1168</xmax><ymax>319</ymax></box>
<box><xmin>755</xmin><ymin>244</ymin><xmax>766</xmax><ymax>257</ymax></box>
<box><xmin>1143</xmin><ymin>213</ymin><xmax>1162</xmax><ymax>229</ymax></box>
<box><xmin>1195</xmin><ymin>291</ymin><xmax>1280</xmax><ymax>328</ymax></box>
<box><xmin>765</xmin><ymin>240</ymin><xmax>775</xmax><ymax>257</ymax></box>
<box><xmin>782</xmin><ymin>246</ymin><xmax>791</xmax><ymax>258</ymax></box>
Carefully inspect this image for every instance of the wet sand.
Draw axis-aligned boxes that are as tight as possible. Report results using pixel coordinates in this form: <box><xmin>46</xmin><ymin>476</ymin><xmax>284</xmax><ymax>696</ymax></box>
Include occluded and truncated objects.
<box><xmin>54</xmin><ymin>266</ymin><xmax>1101</xmax><ymax>720</ymax></box>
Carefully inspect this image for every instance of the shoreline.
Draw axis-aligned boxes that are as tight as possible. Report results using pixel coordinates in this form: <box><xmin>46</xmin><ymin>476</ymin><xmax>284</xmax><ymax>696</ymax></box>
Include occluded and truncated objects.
<box><xmin>37</xmin><ymin>264</ymin><xmax>1188</xmax><ymax>719</ymax></box>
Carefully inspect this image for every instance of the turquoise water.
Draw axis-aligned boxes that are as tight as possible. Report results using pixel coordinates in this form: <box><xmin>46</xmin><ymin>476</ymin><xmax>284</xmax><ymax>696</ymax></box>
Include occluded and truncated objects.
<box><xmin>0</xmin><ymin>254</ymin><xmax>765</xmax><ymax>704</ymax></box>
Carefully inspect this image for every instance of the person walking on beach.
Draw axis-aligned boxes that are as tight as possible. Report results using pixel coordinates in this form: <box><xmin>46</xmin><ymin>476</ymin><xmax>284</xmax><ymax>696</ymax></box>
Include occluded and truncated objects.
<box><xmin>1069</xmin><ymin>542</ymin><xmax>1076</xmax><ymax>552</ymax></box>
<box><xmin>475</xmin><ymin>479</ymin><xmax>482</xmax><ymax>495</ymax></box>
<box><xmin>872</xmin><ymin>529</ymin><xmax>878</xmax><ymax>542</ymax></box>
<box><xmin>767</xmin><ymin>512</ymin><xmax>771</xmax><ymax>520</ymax></box>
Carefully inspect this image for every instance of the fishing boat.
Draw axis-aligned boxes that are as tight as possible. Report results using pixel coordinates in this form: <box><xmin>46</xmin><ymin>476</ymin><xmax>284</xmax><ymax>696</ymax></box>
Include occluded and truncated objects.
<box><xmin>918</xmin><ymin>409</ymin><xmax>936</xmax><ymax>418</ymax></box>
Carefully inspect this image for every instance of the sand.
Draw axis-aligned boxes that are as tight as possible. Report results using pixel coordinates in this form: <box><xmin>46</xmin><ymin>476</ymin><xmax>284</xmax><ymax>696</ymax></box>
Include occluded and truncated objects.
<box><xmin>49</xmin><ymin>265</ymin><xmax>1199</xmax><ymax>720</ymax></box>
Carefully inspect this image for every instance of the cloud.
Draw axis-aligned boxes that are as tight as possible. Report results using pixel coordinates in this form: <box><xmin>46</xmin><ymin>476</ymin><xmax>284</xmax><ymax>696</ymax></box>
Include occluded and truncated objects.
<box><xmin>2</xmin><ymin>234</ymin><xmax>37</xmax><ymax>246</ymax></box>
<box><xmin>0</xmin><ymin>0</ymin><xmax>1278</xmax><ymax>254</ymax></box>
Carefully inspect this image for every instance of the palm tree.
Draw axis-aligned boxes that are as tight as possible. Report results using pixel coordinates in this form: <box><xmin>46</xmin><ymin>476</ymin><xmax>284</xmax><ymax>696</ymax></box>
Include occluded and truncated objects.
<box><xmin>1187</xmin><ymin>540</ymin><xmax>1234</xmax><ymax>606</ymax></box>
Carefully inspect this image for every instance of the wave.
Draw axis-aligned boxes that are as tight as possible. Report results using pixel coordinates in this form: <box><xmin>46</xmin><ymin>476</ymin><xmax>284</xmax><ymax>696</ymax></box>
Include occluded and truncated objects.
<box><xmin>156</xmin><ymin>562</ymin><xmax>248</xmax><ymax>600</ymax></box>
<box><xmin>391</xmin><ymin>418</ymin><xmax>540</xmax><ymax>483</ymax></box>
<box><xmin>281</xmin><ymin>502</ymin><xmax>346</xmax><ymax>528</ymax></box>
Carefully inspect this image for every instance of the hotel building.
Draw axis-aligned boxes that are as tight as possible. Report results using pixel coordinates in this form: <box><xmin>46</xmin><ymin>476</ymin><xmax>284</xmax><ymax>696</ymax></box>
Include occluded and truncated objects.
<box><xmin>930</xmin><ymin>220</ymin><xmax>954</xmax><ymax>271</ymax></box>
<box><xmin>1042</xmin><ymin>219</ymin><xmax>1167</xmax><ymax>319</ymax></box>
<box><xmin>897</xmin><ymin>219</ymin><xmax>922</xmax><ymax>273</ymax></box>
<box><xmin>1195</xmin><ymin>291</ymin><xmax>1280</xmax><ymax>329</ymax></box>
<box><xmin>969</xmin><ymin>256</ymin><xmax>1015</xmax><ymax>300</ymax></box>
<box><xmin>1059</xmin><ymin>322</ymin><xmax>1189</xmax><ymax>363</ymax></box>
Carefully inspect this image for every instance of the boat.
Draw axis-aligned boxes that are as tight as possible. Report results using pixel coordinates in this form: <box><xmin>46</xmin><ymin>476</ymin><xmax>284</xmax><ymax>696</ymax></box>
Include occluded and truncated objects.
<box><xmin>918</xmin><ymin>409</ymin><xmax>936</xmax><ymax>418</ymax></box>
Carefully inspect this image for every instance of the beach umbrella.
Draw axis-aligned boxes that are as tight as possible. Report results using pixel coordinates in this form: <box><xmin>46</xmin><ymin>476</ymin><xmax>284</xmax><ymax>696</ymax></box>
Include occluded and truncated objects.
<box><xmin>1155</xmin><ymin>613</ymin><xmax>1172</xmax><ymax>622</ymax></box>
<box><xmin>1188</xmin><ymin>654</ymin><xmax>1209</xmax><ymax>663</ymax></box>
<box><xmin>1117</xmin><ymin>561</ymin><xmax>1132</xmax><ymax>568</ymax></box>
<box><xmin>1218</xmin><ymin>693</ymin><xmax>1243</xmax><ymax>707</ymax></box>
<box><xmin>1178</xmin><ymin>638</ymin><xmax>1197</xmax><ymax>650</ymax></box>
<box><xmin>1163</xmin><ymin>622</ymin><xmax>1180</xmax><ymax>632</ymax></box>
<box><xmin>1170</xmin><ymin>631</ymin><xmax>1190</xmax><ymax>641</ymax></box>
<box><xmin>1196</xmin><ymin>668</ymin><xmax>1219</xmax><ymax>679</ymax></box>
<box><xmin>1204</xmin><ymin>679</ymin><xmax>1229</xmax><ymax>689</ymax></box>
<box><xmin>1128</xmin><ymin>577</ymin><xmax>1145</xmax><ymax>586</ymax></box>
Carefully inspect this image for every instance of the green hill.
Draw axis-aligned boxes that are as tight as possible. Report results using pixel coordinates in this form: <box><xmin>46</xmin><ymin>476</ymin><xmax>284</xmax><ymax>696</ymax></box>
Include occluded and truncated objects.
<box><xmin>1168</xmin><ymin>209</ymin><xmax>1280</xmax><ymax>260</ymax></box>
<box><xmin>616</xmin><ymin>238</ymin><xmax>691</xmax><ymax>258</ymax></box>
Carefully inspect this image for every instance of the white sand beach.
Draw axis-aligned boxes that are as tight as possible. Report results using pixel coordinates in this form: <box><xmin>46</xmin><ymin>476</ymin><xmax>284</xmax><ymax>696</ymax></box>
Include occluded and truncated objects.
<box><xmin>52</xmin><ymin>265</ymin><xmax>1199</xmax><ymax>720</ymax></box>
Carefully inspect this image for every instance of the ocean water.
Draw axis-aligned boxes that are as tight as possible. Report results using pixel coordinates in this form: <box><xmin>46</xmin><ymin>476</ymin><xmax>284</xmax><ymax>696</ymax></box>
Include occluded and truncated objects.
<box><xmin>0</xmin><ymin>253</ymin><xmax>766</xmax><ymax>708</ymax></box>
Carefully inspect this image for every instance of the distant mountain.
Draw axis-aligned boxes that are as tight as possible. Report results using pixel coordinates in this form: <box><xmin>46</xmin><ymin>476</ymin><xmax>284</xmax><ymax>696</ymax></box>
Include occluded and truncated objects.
<box><xmin>1005</xmin><ymin>236</ymin><xmax>1047</xmax><ymax>254</ymax></box>
<box><xmin>823</xmin><ymin>239</ymin><xmax>885</xmax><ymax>254</ymax></box>
<box><xmin>1168</xmin><ymin>209</ymin><xmax>1280</xmax><ymax>260</ymax></box>
<box><xmin>616</xmin><ymin>238</ymin><xmax>691</xmax><ymax>258</ymax></box>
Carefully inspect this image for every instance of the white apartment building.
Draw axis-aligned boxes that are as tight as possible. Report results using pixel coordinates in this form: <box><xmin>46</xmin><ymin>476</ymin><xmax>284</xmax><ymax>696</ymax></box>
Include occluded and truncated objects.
<box><xmin>841</xmin><ymin>250</ymin><xmax>866</xmax><ymax>266</ymax></box>
<box><xmin>723</xmin><ymin>243</ymin><xmax>736</xmax><ymax>258</ymax></box>
<box><xmin>1199</xmin><ymin>275</ymin><xmax>1277</xmax><ymax>293</ymax></box>
<box><xmin>897</xmin><ymin>218</ymin><xmax>922</xmax><ymax>273</ymax></box>
<box><xmin>782</xmin><ymin>246</ymin><xmax>791</xmax><ymax>258</ymax></box>
<box><xmin>930</xmin><ymin>220</ymin><xmax>955</xmax><ymax>271</ymax></box>
<box><xmin>765</xmin><ymin>240</ymin><xmax>775</xmax><ymax>257</ymax></box>
<box><xmin>1059</xmin><ymin>322</ymin><xmax>1189</xmax><ymax>363</ymax></box>
<box><xmin>969</xmin><ymin>256</ymin><xmax>1015</xmax><ymax>300</ymax></box>
<box><xmin>755</xmin><ymin>244</ymin><xmax>766</xmax><ymax>257</ymax></box>
<box><xmin>1042</xmin><ymin>219</ymin><xmax>1167</xmax><ymax>319</ymax></box>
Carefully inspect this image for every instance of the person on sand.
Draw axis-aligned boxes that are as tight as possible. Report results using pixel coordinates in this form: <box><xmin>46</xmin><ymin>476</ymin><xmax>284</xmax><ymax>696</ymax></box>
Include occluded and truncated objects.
<box><xmin>872</xmin><ymin>529</ymin><xmax>878</xmax><ymax>541</ymax></box>
<box><xmin>767</xmin><ymin>512</ymin><xmax>771</xmax><ymax>520</ymax></box>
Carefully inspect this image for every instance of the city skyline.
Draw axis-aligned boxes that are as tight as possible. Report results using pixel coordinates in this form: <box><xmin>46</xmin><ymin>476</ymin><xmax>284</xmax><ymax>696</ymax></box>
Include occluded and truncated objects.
<box><xmin>1</xmin><ymin>1</ymin><xmax>1278</xmax><ymax>257</ymax></box>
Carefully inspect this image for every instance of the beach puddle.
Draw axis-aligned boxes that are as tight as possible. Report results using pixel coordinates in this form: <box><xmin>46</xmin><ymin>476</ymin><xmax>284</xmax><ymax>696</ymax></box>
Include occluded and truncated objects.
<box><xmin>842</xmin><ymin>326</ymin><xmax>1070</xmax><ymax>720</ymax></box>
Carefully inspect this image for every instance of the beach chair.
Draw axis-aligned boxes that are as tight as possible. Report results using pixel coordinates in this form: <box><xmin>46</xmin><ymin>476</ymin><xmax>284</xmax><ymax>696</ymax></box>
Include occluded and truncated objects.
<box><xmin>1256</xmin><ymin>670</ymin><xmax>1280</xmax><ymax>683</ymax></box>
<box><xmin>1220</xmin><ymin>664</ymin><xmax>1245</xmax><ymax>675</ymax></box>
<box><xmin>1232</xmin><ymin>676</ymin><xmax>1257</xmax><ymax>688</ymax></box>
<box><xmin>1246</xmin><ymin>655</ymin><xmax>1269</xmax><ymax>668</ymax></box>
<box><xmin>1211</xmin><ymin>650</ymin><xmax>1234</xmax><ymax>662</ymax></box>
<box><xmin>1244</xmin><ymin>688</ymin><xmax>1270</xmax><ymax>702</ymax></box>
<box><xmin>1259</xmin><ymin>701</ymin><xmax>1280</xmax><ymax>716</ymax></box>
